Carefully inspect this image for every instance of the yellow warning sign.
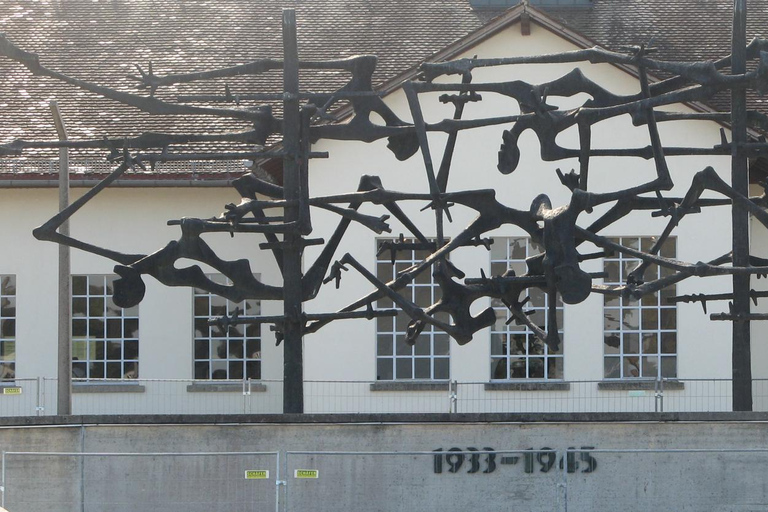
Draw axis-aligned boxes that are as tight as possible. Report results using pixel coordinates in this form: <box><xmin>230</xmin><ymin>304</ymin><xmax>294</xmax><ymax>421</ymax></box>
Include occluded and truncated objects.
<box><xmin>244</xmin><ymin>470</ymin><xmax>269</xmax><ymax>479</ymax></box>
<box><xmin>294</xmin><ymin>469</ymin><xmax>319</xmax><ymax>479</ymax></box>
<box><xmin>2</xmin><ymin>387</ymin><xmax>22</xmax><ymax>395</ymax></box>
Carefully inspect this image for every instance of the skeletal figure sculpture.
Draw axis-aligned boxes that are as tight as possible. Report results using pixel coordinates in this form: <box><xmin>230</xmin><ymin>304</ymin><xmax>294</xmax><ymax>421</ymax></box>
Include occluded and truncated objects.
<box><xmin>0</xmin><ymin>7</ymin><xmax>767</xmax><ymax>411</ymax></box>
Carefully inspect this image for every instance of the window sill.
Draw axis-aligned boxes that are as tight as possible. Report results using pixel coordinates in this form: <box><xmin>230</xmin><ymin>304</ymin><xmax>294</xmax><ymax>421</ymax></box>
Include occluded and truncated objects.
<box><xmin>485</xmin><ymin>381</ymin><xmax>570</xmax><ymax>391</ymax></box>
<box><xmin>370</xmin><ymin>381</ymin><xmax>450</xmax><ymax>392</ymax></box>
<box><xmin>598</xmin><ymin>380</ymin><xmax>684</xmax><ymax>391</ymax></box>
<box><xmin>186</xmin><ymin>382</ymin><xmax>267</xmax><ymax>393</ymax></box>
<box><xmin>73</xmin><ymin>383</ymin><xmax>145</xmax><ymax>394</ymax></box>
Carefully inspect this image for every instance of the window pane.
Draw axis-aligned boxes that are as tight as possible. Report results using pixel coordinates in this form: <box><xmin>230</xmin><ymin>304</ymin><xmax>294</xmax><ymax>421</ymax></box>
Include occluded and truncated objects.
<box><xmin>548</xmin><ymin>357</ymin><xmax>564</xmax><ymax>379</ymax></box>
<box><xmin>604</xmin><ymin>334</ymin><xmax>620</xmax><ymax>354</ymax></box>
<box><xmin>623</xmin><ymin>333</ymin><xmax>639</xmax><ymax>354</ymax></box>
<box><xmin>395</xmin><ymin>358</ymin><xmax>412</xmax><ymax>379</ymax></box>
<box><xmin>661</xmin><ymin>356</ymin><xmax>677</xmax><ymax>378</ymax></box>
<box><xmin>194</xmin><ymin>362</ymin><xmax>210</xmax><ymax>379</ymax></box>
<box><xmin>491</xmin><ymin>357</ymin><xmax>507</xmax><ymax>380</ymax></box>
<box><xmin>246</xmin><ymin>361</ymin><xmax>261</xmax><ymax>380</ymax></box>
<box><xmin>434</xmin><ymin>358</ymin><xmax>449</xmax><ymax>380</ymax></box>
<box><xmin>376</xmin><ymin>358</ymin><xmax>393</xmax><ymax>380</ymax></box>
<box><xmin>414</xmin><ymin>358</ymin><xmax>430</xmax><ymax>379</ymax></box>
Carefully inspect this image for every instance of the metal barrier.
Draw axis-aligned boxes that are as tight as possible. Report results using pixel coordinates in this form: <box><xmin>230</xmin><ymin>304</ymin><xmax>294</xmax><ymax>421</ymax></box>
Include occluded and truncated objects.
<box><xmin>3</xmin><ymin>377</ymin><xmax>767</xmax><ymax>416</ymax></box>
<box><xmin>1</xmin><ymin>451</ymin><xmax>280</xmax><ymax>512</ymax></box>
<box><xmin>0</xmin><ymin>378</ymin><xmax>45</xmax><ymax>417</ymax></box>
<box><xmin>42</xmin><ymin>378</ymin><xmax>284</xmax><ymax>416</ymax></box>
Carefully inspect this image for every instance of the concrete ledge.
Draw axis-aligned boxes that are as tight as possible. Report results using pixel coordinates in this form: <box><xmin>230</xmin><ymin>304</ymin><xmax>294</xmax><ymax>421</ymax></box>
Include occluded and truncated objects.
<box><xmin>598</xmin><ymin>380</ymin><xmax>684</xmax><ymax>391</ymax></box>
<box><xmin>485</xmin><ymin>381</ymin><xmax>570</xmax><ymax>391</ymax></box>
<box><xmin>0</xmin><ymin>411</ymin><xmax>767</xmax><ymax>427</ymax></box>
<box><xmin>72</xmin><ymin>384</ymin><xmax>145</xmax><ymax>394</ymax></box>
<box><xmin>370</xmin><ymin>381</ymin><xmax>450</xmax><ymax>392</ymax></box>
<box><xmin>186</xmin><ymin>382</ymin><xmax>267</xmax><ymax>393</ymax></box>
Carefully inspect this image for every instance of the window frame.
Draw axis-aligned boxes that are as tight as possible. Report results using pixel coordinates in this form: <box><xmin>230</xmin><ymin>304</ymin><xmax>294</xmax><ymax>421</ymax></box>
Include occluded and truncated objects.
<box><xmin>489</xmin><ymin>237</ymin><xmax>564</xmax><ymax>381</ymax></box>
<box><xmin>0</xmin><ymin>275</ymin><xmax>16</xmax><ymax>381</ymax></box>
<box><xmin>71</xmin><ymin>274</ymin><xmax>139</xmax><ymax>380</ymax></box>
<box><xmin>193</xmin><ymin>274</ymin><xmax>262</xmax><ymax>381</ymax></box>
<box><xmin>602</xmin><ymin>236</ymin><xmax>677</xmax><ymax>380</ymax></box>
<box><xmin>375</xmin><ymin>239</ymin><xmax>450</xmax><ymax>381</ymax></box>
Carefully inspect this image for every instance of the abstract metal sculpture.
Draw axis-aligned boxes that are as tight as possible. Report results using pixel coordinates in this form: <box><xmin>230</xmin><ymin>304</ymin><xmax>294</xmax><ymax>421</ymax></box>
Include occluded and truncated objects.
<box><xmin>0</xmin><ymin>2</ymin><xmax>764</xmax><ymax>412</ymax></box>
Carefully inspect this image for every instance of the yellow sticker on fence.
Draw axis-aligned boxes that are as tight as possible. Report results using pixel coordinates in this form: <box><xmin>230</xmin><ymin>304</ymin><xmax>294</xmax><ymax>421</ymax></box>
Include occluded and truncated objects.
<box><xmin>294</xmin><ymin>469</ymin><xmax>319</xmax><ymax>479</ymax></box>
<box><xmin>244</xmin><ymin>470</ymin><xmax>269</xmax><ymax>479</ymax></box>
<box><xmin>2</xmin><ymin>387</ymin><xmax>22</xmax><ymax>395</ymax></box>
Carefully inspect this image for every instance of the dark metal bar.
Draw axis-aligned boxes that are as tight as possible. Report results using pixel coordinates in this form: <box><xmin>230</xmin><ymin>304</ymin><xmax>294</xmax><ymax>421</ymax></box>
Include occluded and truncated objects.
<box><xmin>281</xmin><ymin>9</ymin><xmax>304</xmax><ymax>414</ymax></box>
<box><xmin>210</xmin><ymin>309</ymin><xmax>399</xmax><ymax>326</ymax></box>
<box><xmin>731</xmin><ymin>0</ymin><xmax>752</xmax><ymax>411</ymax></box>
<box><xmin>178</xmin><ymin>91</ymin><xmax>381</xmax><ymax>102</ymax></box>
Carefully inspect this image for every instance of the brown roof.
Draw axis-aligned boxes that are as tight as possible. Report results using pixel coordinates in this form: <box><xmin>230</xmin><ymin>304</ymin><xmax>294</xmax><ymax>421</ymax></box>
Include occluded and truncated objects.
<box><xmin>0</xmin><ymin>0</ymin><xmax>764</xmax><ymax>180</ymax></box>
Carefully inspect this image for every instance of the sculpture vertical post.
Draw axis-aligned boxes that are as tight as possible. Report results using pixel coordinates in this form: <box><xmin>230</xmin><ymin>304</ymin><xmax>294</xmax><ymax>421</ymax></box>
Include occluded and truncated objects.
<box><xmin>731</xmin><ymin>0</ymin><xmax>752</xmax><ymax>411</ymax></box>
<box><xmin>281</xmin><ymin>8</ymin><xmax>304</xmax><ymax>413</ymax></box>
<box><xmin>51</xmin><ymin>102</ymin><xmax>72</xmax><ymax>416</ymax></box>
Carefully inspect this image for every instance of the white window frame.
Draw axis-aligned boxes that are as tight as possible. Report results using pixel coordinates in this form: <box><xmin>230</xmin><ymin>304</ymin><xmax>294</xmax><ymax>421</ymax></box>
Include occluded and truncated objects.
<box><xmin>71</xmin><ymin>274</ymin><xmax>139</xmax><ymax>380</ymax></box>
<box><xmin>193</xmin><ymin>274</ymin><xmax>262</xmax><ymax>380</ymax></box>
<box><xmin>375</xmin><ymin>239</ymin><xmax>450</xmax><ymax>381</ymax></box>
<box><xmin>0</xmin><ymin>275</ymin><xmax>16</xmax><ymax>381</ymax></box>
<box><xmin>490</xmin><ymin>237</ymin><xmax>564</xmax><ymax>380</ymax></box>
<box><xmin>603</xmin><ymin>237</ymin><xmax>677</xmax><ymax>380</ymax></box>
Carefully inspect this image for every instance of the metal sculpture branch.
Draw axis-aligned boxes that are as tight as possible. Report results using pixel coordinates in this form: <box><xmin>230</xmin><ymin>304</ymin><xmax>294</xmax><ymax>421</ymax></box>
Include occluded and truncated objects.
<box><xmin>0</xmin><ymin>5</ymin><xmax>765</xmax><ymax>411</ymax></box>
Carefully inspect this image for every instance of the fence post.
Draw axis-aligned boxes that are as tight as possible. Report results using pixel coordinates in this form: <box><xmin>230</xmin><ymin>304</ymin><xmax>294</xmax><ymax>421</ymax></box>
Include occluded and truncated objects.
<box><xmin>449</xmin><ymin>380</ymin><xmax>458</xmax><ymax>414</ymax></box>
<box><xmin>1</xmin><ymin>451</ymin><xmax>5</xmax><ymax>509</ymax></box>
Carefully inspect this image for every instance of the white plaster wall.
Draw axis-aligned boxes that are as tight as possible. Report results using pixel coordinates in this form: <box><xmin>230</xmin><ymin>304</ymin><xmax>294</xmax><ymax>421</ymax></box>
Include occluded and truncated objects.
<box><xmin>305</xmin><ymin>21</ymin><xmax>734</xmax><ymax>391</ymax></box>
<box><xmin>0</xmin><ymin>186</ymin><xmax>283</xmax><ymax>412</ymax></box>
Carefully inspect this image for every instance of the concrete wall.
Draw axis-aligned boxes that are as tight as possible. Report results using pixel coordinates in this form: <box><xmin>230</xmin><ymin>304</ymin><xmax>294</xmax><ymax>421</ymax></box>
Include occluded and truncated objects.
<box><xmin>1</xmin><ymin>419</ymin><xmax>768</xmax><ymax>511</ymax></box>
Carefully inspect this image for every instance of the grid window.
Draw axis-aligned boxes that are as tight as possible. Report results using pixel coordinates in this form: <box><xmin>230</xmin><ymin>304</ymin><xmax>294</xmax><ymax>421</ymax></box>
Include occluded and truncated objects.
<box><xmin>603</xmin><ymin>237</ymin><xmax>677</xmax><ymax>379</ymax></box>
<box><xmin>490</xmin><ymin>238</ymin><xmax>564</xmax><ymax>380</ymax></box>
<box><xmin>0</xmin><ymin>276</ymin><xmax>16</xmax><ymax>381</ymax></box>
<box><xmin>375</xmin><ymin>240</ymin><xmax>450</xmax><ymax>380</ymax></box>
<box><xmin>194</xmin><ymin>274</ymin><xmax>261</xmax><ymax>380</ymax></box>
<box><xmin>72</xmin><ymin>275</ymin><xmax>139</xmax><ymax>379</ymax></box>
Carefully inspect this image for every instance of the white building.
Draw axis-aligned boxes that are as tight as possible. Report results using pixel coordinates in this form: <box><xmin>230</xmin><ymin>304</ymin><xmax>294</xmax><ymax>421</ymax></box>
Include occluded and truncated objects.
<box><xmin>0</xmin><ymin>0</ymin><xmax>765</xmax><ymax>415</ymax></box>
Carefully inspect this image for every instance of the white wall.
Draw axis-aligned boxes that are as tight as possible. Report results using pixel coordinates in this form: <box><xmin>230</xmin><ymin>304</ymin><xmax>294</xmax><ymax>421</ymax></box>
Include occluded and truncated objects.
<box><xmin>0</xmin><ymin>186</ymin><xmax>283</xmax><ymax>384</ymax></box>
<box><xmin>305</xmin><ymin>20</ymin><xmax>733</xmax><ymax>387</ymax></box>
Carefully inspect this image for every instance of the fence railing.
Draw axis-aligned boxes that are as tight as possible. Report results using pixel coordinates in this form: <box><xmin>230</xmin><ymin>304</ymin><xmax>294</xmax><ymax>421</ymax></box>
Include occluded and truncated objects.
<box><xmin>0</xmin><ymin>377</ymin><xmax>765</xmax><ymax>416</ymax></box>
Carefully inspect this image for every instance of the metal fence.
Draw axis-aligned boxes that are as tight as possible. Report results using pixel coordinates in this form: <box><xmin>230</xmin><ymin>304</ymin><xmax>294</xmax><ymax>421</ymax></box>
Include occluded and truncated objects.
<box><xmin>2</xmin><ymin>377</ymin><xmax>767</xmax><ymax>416</ymax></box>
<box><xmin>1</xmin><ymin>451</ymin><xmax>280</xmax><ymax>512</ymax></box>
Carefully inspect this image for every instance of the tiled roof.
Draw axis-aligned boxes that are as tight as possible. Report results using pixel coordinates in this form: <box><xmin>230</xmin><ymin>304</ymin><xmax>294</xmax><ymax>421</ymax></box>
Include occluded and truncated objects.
<box><xmin>0</xmin><ymin>0</ymin><xmax>763</xmax><ymax>179</ymax></box>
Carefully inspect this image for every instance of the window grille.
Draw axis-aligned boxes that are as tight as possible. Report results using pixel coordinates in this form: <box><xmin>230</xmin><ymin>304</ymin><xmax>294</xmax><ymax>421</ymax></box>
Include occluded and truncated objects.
<box><xmin>71</xmin><ymin>275</ymin><xmax>139</xmax><ymax>379</ymax></box>
<box><xmin>603</xmin><ymin>237</ymin><xmax>677</xmax><ymax>379</ymax></box>
<box><xmin>0</xmin><ymin>276</ymin><xmax>16</xmax><ymax>381</ymax></box>
<box><xmin>375</xmin><ymin>239</ymin><xmax>450</xmax><ymax>380</ymax></box>
<box><xmin>193</xmin><ymin>274</ymin><xmax>261</xmax><ymax>380</ymax></box>
<box><xmin>490</xmin><ymin>238</ymin><xmax>564</xmax><ymax>380</ymax></box>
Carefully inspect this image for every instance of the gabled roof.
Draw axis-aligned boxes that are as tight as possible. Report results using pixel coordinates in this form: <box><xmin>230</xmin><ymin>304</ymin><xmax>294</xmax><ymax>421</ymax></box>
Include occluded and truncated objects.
<box><xmin>0</xmin><ymin>0</ymin><xmax>764</xmax><ymax>181</ymax></box>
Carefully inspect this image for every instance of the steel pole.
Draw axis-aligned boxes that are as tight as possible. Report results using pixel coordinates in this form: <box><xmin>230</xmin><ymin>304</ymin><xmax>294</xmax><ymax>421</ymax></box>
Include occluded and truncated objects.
<box><xmin>50</xmin><ymin>102</ymin><xmax>71</xmax><ymax>416</ymax></box>
<box><xmin>281</xmin><ymin>9</ymin><xmax>304</xmax><ymax>413</ymax></box>
<box><xmin>730</xmin><ymin>0</ymin><xmax>752</xmax><ymax>411</ymax></box>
